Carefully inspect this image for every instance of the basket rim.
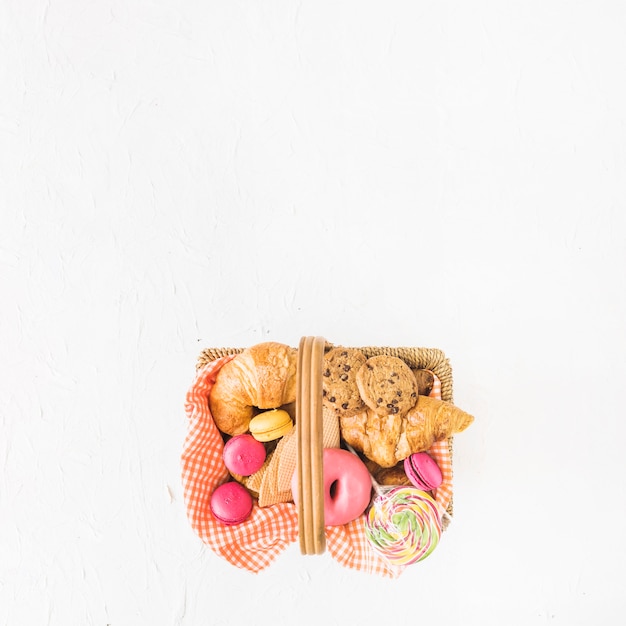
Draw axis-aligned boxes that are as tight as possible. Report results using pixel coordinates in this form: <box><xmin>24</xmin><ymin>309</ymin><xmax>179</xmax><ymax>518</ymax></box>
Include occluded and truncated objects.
<box><xmin>196</xmin><ymin>342</ymin><xmax>454</xmax><ymax>404</ymax></box>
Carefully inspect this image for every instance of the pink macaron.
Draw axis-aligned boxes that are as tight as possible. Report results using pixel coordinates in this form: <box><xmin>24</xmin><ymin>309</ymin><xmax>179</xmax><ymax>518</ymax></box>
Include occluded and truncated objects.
<box><xmin>210</xmin><ymin>481</ymin><xmax>253</xmax><ymax>525</ymax></box>
<box><xmin>223</xmin><ymin>434</ymin><xmax>266</xmax><ymax>476</ymax></box>
<box><xmin>403</xmin><ymin>452</ymin><xmax>443</xmax><ymax>492</ymax></box>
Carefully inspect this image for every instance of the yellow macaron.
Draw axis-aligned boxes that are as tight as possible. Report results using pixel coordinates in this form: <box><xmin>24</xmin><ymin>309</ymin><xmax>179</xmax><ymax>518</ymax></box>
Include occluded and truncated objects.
<box><xmin>249</xmin><ymin>409</ymin><xmax>293</xmax><ymax>442</ymax></box>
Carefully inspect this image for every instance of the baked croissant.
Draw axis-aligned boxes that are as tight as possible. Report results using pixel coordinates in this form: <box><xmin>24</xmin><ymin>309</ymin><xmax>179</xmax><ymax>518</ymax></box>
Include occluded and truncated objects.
<box><xmin>363</xmin><ymin>458</ymin><xmax>412</xmax><ymax>487</ymax></box>
<box><xmin>209</xmin><ymin>342</ymin><xmax>298</xmax><ymax>436</ymax></box>
<box><xmin>340</xmin><ymin>395</ymin><xmax>474</xmax><ymax>468</ymax></box>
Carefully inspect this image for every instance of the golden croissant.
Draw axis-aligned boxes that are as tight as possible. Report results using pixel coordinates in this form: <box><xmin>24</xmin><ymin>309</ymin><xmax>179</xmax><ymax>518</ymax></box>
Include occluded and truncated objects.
<box><xmin>209</xmin><ymin>342</ymin><xmax>298</xmax><ymax>436</ymax></box>
<box><xmin>340</xmin><ymin>395</ymin><xmax>474</xmax><ymax>468</ymax></box>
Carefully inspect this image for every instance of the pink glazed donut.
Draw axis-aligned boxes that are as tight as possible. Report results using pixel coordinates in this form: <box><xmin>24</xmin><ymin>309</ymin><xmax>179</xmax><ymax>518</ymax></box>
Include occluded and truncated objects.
<box><xmin>292</xmin><ymin>448</ymin><xmax>372</xmax><ymax>526</ymax></box>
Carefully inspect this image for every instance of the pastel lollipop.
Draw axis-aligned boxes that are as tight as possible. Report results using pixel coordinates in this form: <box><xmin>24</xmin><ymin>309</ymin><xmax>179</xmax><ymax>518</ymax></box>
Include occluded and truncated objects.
<box><xmin>364</xmin><ymin>486</ymin><xmax>443</xmax><ymax>566</ymax></box>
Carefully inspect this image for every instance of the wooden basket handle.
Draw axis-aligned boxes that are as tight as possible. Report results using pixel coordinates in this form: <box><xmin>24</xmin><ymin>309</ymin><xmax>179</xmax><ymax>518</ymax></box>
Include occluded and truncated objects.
<box><xmin>296</xmin><ymin>335</ymin><xmax>326</xmax><ymax>555</ymax></box>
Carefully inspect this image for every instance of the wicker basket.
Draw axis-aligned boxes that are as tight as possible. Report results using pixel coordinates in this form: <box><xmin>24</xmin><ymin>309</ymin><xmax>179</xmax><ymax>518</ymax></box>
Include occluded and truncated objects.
<box><xmin>195</xmin><ymin>336</ymin><xmax>455</xmax><ymax>557</ymax></box>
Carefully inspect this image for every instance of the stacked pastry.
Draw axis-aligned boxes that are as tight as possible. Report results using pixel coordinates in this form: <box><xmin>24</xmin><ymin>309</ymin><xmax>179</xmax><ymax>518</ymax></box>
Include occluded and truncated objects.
<box><xmin>320</xmin><ymin>346</ymin><xmax>473</xmax><ymax>482</ymax></box>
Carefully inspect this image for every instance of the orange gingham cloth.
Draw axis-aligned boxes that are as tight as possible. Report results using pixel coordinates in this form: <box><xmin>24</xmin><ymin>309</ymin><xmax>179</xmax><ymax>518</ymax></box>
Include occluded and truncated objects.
<box><xmin>182</xmin><ymin>356</ymin><xmax>454</xmax><ymax>578</ymax></box>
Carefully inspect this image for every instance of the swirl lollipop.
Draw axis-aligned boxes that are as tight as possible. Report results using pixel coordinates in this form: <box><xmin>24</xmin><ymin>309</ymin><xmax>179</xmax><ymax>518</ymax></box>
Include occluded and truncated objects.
<box><xmin>364</xmin><ymin>486</ymin><xmax>443</xmax><ymax>566</ymax></box>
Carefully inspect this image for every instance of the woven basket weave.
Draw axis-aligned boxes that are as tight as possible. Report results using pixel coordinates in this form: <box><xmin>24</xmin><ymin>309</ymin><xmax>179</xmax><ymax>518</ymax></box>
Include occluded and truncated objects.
<box><xmin>197</xmin><ymin>344</ymin><xmax>454</xmax><ymax>403</ymax></box>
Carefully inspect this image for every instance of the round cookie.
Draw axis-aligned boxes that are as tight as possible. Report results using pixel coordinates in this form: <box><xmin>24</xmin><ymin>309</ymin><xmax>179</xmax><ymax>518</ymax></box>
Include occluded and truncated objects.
<box><xmin>412</xmin><ymin>368</ymin><xmax>435</xmax><ymax>396</ymax></box>
<box><xmin>321</xmin><ymin>347</ymin><xmax>367</xmax><ymax>417</ymax></box>
<box><xmin>356</xmin><ymin>355</ymin><xmax>418</xmax><ymax>416</ymax></box>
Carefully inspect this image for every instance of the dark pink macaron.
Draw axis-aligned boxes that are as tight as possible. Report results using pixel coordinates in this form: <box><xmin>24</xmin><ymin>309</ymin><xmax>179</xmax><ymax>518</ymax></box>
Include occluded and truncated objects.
<box><xmin>223</xmin><ymin>434</ymin><xmax>266</xmax><ymax>476</ymax></box>
<box><xmin>403</xmin><ymin>452</ymin><xmax>443</xmax><ymax>492</ymax></box>
<box><xmin>210</xmin><ymin>481</ymin><xmax>253</xmax><ymax>525</ymax></box>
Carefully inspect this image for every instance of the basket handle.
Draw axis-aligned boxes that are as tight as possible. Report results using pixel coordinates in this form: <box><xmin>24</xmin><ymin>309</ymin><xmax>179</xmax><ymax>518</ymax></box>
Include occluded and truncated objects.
<box><xmin>296</xmin><ymin>336</ymin><xmax>326</xmax><ymax>555</ymax></box>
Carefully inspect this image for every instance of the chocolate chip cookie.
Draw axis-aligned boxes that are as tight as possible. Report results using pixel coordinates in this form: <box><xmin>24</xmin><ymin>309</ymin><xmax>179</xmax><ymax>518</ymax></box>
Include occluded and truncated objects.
<box><xmin>321</xmin><ymin>347</ymin><xmax>367</xmax><ymax>417</ymax></box>
<box><xmin>412</xmin><ymin>368</ymin><xmax>435</xmax><ymax>396</ymax></box>
<box><xmin>356</xmin><ymin>355</ymin><xmax>418</xmax><ymax>416</ymax></box>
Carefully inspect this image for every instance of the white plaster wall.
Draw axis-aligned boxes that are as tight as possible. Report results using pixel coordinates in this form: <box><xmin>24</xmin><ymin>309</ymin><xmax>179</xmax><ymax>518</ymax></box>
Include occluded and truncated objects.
<box><xmin>2</xmin><ymin>1</ymin><xmax>625</xmax><ymax>624</ymax></box>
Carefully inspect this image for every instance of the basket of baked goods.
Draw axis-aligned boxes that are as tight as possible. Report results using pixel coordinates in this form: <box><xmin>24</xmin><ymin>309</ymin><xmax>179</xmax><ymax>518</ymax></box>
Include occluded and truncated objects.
<box><xmin>182</xmin><ymin>336</ymin><xmax>474</xmax><ymax>578</ymax></box>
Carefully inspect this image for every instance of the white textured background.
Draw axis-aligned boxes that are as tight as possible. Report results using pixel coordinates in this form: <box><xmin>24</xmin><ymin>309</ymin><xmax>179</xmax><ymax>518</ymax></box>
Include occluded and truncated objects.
<box><xmin>2</xmin><ymin>1</ymin><xmax>626</xmax><ymax>624</ymax></box>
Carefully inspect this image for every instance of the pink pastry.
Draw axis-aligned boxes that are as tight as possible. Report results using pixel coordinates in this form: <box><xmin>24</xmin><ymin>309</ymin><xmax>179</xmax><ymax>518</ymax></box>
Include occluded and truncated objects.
<box><xmin>403</xmin><ymin>452</ymin><xmax>443</xmax><ymax>492</ymax></box>
<box><xmin>223</xmin><ymin>434</ymin><xmax>266</xmax><ymax>476</ymax></box>
<box><xmin>210</xmin><ymin>481</ymin><xmax>253</xmax><ymax>525</ymax></box>
<box><xmin>292</xmin><ymin>448</ymin><xmax>372</xmax><ymax>526</ymax></box>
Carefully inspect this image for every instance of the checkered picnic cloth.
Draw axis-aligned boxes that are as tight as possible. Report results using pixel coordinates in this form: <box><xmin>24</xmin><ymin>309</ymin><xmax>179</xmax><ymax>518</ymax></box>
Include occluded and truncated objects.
<box><xmin>182</xmin><ymin>356</ymin><xmax>454</xmax><ymax>578</ymax></box>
